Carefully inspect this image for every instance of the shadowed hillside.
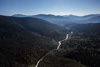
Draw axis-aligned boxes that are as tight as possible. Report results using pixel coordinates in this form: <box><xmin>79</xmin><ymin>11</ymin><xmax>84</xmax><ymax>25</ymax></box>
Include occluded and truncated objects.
<box><xmin>0</xmin><ymin>15</ymin><xmax>59</xmax><ymax>67</ymax></box>
<box><xmin>0</xmin><ymin>15</ymin><xmax>68</xmax><ymax>40</ymax></box>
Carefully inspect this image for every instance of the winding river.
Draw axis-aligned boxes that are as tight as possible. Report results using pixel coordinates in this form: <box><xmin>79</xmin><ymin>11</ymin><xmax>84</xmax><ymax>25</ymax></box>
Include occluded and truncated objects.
<box><xmin>35</xmin><ymin>34</ymin><xmax>69</xmax><ymax>67</ymax></box>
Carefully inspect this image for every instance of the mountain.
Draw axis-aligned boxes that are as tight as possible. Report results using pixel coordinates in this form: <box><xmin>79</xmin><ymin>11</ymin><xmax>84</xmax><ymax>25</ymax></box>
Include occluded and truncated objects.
<box><xmin>13</xmin><ymin>14</ymin><xmax>100</xmax><ymax>26</ymax></box>
<box><xmin>78</xmin><ymin>16</ymin><xmax>100</xmax><ymax>23</ymax></box>
<box><xmin>38</xmin><ymin>50</ymin><xmax>87</xmax><ymax>67</ymax></box>
<box><xmin>1</xmin><ymin>15</ymin><xmax>100</xmax><ymax>67</ymax></box>
<box><xmin>13</xmin><ymin>14</ymin><xmax>27</xmax><ymax>17</ymax></box>
<box><xmin>0</xmin><ymin>15</ymin><xmax>58</xmax><ymax>67</ymax></box>
<box><xmin>13</xmin><ymin>14</ymin><xmax>69</xmax><ymax>20</ymax></box>
<box><xmin>62</xmin><ymin>23</ymin><xmax>100</xmax><ymax>67</ymax></box>
<box><xmin>13</xmin><ymin>14</ymin><xmax>76</xmax><ymax>26</ymax></box>
<box><xmin>64</xmin><ymin>14</ymin><xmax>100</xmax><ymax>21</ymax></box>
<box><xmin>63</xmin><ymin>14</ymin><xmax>83</xmax><ymax>21</ymax></box>
<box><xmin>65</xmin><ymin>23</ymin><xmax>100</xmax><ymax>34</ymax></box>
<box><xmin>82</xmin><ymin>14</ymin><xmax>100</xmax><ymax>19</ymax></box>
<box><xmin>0</xmin><ymin>15</ymin><xmax>68</xmax><ymax>40</ymax></box>
<box><xmin>34</xmin><ymin>14</ymin><xmax>74</xmax><ymax>26</ymax></box>
<box><xmin>32</xmin><ymin>14</ymin><xmax>72</xmax><ymax>26</ymax></box>
<box><xmin>33</xmin><ymin>14</ymin><xmax>69</xmax><ymax>21</ymax></box>
<box><xmin>89</xmin><ymin>16</ymin><xmax>100</xmax><ymax>22</ymax></box>
<box><xmin>64</xmin><ymin>14</ymin><xmax>100</xmax><ymax>23</ymax></box>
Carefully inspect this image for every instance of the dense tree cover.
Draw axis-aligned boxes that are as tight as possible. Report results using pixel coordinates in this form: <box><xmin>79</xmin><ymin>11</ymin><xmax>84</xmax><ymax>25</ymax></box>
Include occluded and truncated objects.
<box><xmin>0</xmin><ymin>15</ymin><xmax>68</xmax><ymax>40</ymax></box>
<box><xmin>60</xmin><ymin>24</ymin><xmax>100</xmax><ymax>67</ymax></box>
<box><xmin>65</xmin><ymin>23</ymin><xmax>100</xmax><ymax>35</ymax></box>
<box><xmin>0</xmin><ymin>16</ymin><xmax>58</xmax><ymax>67</ymax></box>
<box><xmin>1</xmin><ymin>15</ymin><xmax>100</xmax><ymax>67</ymax></box>
<box><xmin>38</xmin><ymin>50</ymin><xmax>87</xmax><ymax>67</ymax></box>
<box><xmin>63</xmin><ymin>36</ymin><xmax>100</xmax><ymax>67</ymax></box>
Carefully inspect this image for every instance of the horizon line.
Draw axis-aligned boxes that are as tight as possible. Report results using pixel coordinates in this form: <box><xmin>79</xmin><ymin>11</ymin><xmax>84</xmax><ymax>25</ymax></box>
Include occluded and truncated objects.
<box><xmin>0</xmin><ymin>13</ymin><xmax>100</xmax><ymax>16</ymax></box>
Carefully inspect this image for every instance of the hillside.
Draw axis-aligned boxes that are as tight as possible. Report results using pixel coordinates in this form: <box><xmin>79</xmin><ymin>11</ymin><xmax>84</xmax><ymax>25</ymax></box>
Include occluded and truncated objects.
<box><xmin>13</xmin><ymin>14</ymin><xmax>100</xmax><ymax>25</ymax></box>
<box><xmin>13</xmin><ymin>14</ymin><xmax>76</xmax><ymax>26</ymax></box>
<box><xmin>0</xmin><ymin>15</ymin><xmax>59</xmax><ymax>67</ymax></box>
<box><xmin>66</xmin><ymin>23</ymin><xmax>100</xmax><ymax>34</ymax></box>
<box><xmin>85</xmin><ymin>16</ymin><xmax>100</xmax><ymax>23</ymax></box>
<box><xmin>1</xmin><ymin>15</ymin><xmax>100</xmax><ymax>67</ymax></box>
<box><xmin>60</xmin><ymin>23</ymin><xmax>100</xmax><ymax>67</ymax></box>
<box><xmin>0</xmin><ymin>15</ymin><xmax>90</xmax><ymax>67</ymax></box>
<box><xmin>0</xmin><ymin>15</ymin><xmax>68</xmax><ymax>40</ymax></box>
<box><xmin>82</xmin><ymin>14</ymin><xmax>100</xmax><ymax>19</ymax></box>
<box><xmin>38</xmin><ymin>50</ymin><xmax>87</xmax><ymax>67</ymax></box>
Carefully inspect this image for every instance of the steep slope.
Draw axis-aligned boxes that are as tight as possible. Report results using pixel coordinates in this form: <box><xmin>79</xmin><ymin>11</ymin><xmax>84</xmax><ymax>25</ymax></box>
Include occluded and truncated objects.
<box><xmin>13</xmin><ymin>14</ymin><xmax>27</xmax><ymax>17</ymax></box>
<box><xmin>34</xmin><ymin>14</ymin><xmax>100</xmax><ymax>24</ymax></box>
<box><xmin>38</xmin><ymin>50</ymin><xmax>87</xmax><ymax>67</ymax></box>
<box><xmin>77</xmin><ymin>16</ymin><xmax>100</xmax><ymax>23</ymax></box>
<box><xmin>13</xmin><ymin>14</ymin><xmax>70</xmax><ymax>22</ymax></box>
<box><xmin>82</xmin><ymin>14</ymin><xmax>100</xmax><ymax>19</ymax></box>
<box><xmin>61</xmin><ymin>23</ymin><xmax>100</xmax><ymax>67</ymax></box>
<box><xmin>33</xmin><ymin>14</ymin><xmax>70</xmax><ymax>23</ymax></box>
<box><xmin>13</xmin><ymin>14</ymin><xmax>100</xmax><ymax>25</ymax></box>
<box><xmin>63</xmin><ymin>14</ymin><xmax>83</xmax><ymax>21</ymax></box>
<box><xmin>85</xmin><ymin>16</ymin><xmax>100</xmax><ymax>23</ymax></box>
<box><xmin>0</xmin><ymin>15</ymin><xmax>68</xmax><ymax>40</ymax></box>
<box><xmin>66</xmin><ymin>23</ymin><xmax>100</xmax><ymax>34</ymax></box>
<box><xmin>13</xmin><ymin>14</ymin><xmax>76</xmax><ymax>26</ymax></box>
<box><xmin>0</xmin><ymin>15</ymin><xmax>58</xmax><ymax>67</ymax></box>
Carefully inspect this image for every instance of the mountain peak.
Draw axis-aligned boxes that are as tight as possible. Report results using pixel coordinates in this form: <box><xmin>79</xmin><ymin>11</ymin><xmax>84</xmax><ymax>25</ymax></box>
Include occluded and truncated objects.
<box><xmin>13</xmin><ymin>14</ymin><xmax>27</xmax><ymax>17</ymax></box>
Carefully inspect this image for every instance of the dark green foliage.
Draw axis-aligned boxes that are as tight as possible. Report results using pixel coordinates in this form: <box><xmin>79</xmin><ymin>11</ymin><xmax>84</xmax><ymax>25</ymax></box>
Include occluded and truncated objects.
<box><xmin>60</xmin><ymin>24</ymin><xmax>100</xmax><ymax>67</ymax></box>
<box><xmin>0</xmin><ymin>15</ymin><xmax>68</xmax><ymax>40</ymax></box>
<box><xmin>65</xmin><ymin>47</ymin><xmax>100</xmax><ymax>67</ymax></box>
<box><xmin>1</xmin><ymin>15</ymin><xmax>100</xmax><ymax>67</ymax></box>
<box><xmin>0</xmin><ymin>15</ymin><xmax>58</xmax><ymax>67</ymax></box>
<box><xmin>67</xmin><ymin>23</ymin><xmax>100</xmax><ymax>34</ymax></box>
<box><xmin>38</xmin><ymin>50</ymin><xmax>87</xmax><ymax>67</ymax></box>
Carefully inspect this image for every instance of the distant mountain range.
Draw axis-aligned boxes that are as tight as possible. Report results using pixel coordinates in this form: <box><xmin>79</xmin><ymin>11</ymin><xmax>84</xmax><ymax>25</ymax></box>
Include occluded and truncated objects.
<box><xmin>65</xmin><ymin>23</ymin><xmax>100</xmax><ymax>34</ymax></box>
<box><xmin>1</xmin><ymin>14</ymin><xmax>100</xmax><ymax>67</ymax></box>
<box><xmin>13</xmin><ymin>14</ymin><xmax>71</xmax><ymax>26</ymax></box>
<box><xmin>0</xmin><ymin>15</ymin><xmax>59</xmax><ymax>67</ymax></box>
<box><xmin>0</xmin><ymin>15</ymin><xmax>68</xmax><ymax>40</ymax></box>
<box><xmin>78</xmin><ymin>16</ymin><xmax>100</xmax><ymax>23</ymax></box>
<box><xmin>13</xmin><ymin>14</ymin><xmax>100</xmax><ymax>26</ymax></box>
<box><xmin>0</xmin><ymin>15</ymin><xmax>69</xmax><ymax>67</ymax></box>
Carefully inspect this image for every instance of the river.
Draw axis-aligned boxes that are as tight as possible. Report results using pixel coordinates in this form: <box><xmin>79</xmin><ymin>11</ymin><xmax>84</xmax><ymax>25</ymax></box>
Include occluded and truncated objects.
<box><xmin>35</xmin><ymin>34</ymin><xmax>69</xmax><ymax>67</ymax></box>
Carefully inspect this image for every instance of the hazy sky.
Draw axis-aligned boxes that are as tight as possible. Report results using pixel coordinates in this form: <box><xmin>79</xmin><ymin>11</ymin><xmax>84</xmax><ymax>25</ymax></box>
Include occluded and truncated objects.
<box><xmin>0</xmin><ymin>0</ymin><xmax>100</xmax><ymax>16</ymax></box>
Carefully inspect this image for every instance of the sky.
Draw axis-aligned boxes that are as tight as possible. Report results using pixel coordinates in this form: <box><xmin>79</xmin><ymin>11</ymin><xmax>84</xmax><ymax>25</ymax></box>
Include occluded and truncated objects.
<box><xmin>0</xmin><ymin>0</ymin><xmax>100</xmax><ymax>16</ymax></box>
